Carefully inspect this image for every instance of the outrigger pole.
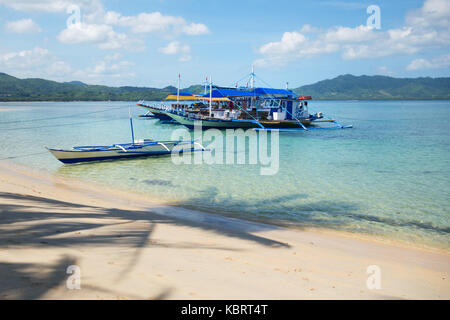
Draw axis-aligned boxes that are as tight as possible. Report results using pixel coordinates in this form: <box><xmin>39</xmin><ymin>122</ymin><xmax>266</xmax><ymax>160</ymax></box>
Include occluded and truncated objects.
<box><xmin>129</xmin><ymin>107</ymin><xmax>135</xmax><ymax>145</ymax></box>
<box><xmin>209</xmin><ymin>75</ymin><xmax>212</xmax><ymax>117</ymax></box>
<box><xmin>177</xmin><ymin>73</ymin><xmax>180</xmax><ymax>107</ymax></box>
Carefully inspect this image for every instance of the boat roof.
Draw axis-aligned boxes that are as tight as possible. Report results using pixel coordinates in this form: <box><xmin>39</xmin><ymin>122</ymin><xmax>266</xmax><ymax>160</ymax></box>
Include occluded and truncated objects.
<box><xmin>201</xmin><ymin>87</ymin><xmax>296</xmax><ymax>98</ymax></box>
<box><xmin>252</xmin><ymin>88</ymin><xmax>295</xmax><ymax>95</ymax></box>
<box><xmin>204</xmin><ymin>88</ymin><xmax>255</xmax><ymax>98</ymax></box>
<box><xmin>164</xmin><ymin>92</ymin><xmax>202</xmax><ymax>101</ymax></box>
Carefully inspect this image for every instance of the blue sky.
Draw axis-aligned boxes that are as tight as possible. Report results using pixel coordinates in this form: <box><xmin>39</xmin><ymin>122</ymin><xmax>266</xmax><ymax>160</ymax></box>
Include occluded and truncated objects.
<box><xmin>0</xmin><ymin>0</ymin><xmax>449</xmax><ymax>88</ymax></box>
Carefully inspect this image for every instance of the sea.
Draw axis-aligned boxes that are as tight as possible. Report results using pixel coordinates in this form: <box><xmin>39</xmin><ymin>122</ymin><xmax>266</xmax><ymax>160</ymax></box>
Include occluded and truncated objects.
<box><xmin>0</xmin><ymin>100</ymin><xmax>449</xmax><ymax>248</ymax></box>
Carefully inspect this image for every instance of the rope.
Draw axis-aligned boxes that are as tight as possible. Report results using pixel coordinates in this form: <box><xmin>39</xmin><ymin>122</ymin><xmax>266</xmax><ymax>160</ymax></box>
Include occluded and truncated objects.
<box><xmin>0</xmin><ymin>151</ymin><xmax>48</xmax><ymax>161</ymax></box>
<box><xmin>0</xmin><ymin>105</ymin><xmax>131</xmax><ymax>125</ymax></box>
<box><xmin>0</xmin><ymin>116</ymin><xmax>128</xmax><ymax>131</ymax></box>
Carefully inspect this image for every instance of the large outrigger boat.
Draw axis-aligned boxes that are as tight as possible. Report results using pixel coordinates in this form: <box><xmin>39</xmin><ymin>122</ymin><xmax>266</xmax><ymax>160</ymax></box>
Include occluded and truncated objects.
<box><xmin>137</xmin><ymin>70</ymin><xmax>352</xmax><ymax>131</ymax></box>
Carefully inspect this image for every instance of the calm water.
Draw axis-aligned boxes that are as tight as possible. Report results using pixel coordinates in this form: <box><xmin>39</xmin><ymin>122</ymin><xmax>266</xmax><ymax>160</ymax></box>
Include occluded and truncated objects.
<box><xmin>0</xmin><ymin>101</ymin><xmax>449</xmax><ymax>248</ymax></box>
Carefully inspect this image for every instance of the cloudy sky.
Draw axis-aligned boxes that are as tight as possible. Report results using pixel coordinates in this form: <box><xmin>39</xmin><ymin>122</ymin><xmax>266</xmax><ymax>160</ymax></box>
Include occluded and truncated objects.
<box><xmin>0</xmin><ymin>0</ymin><xmax>449</xmax><ymax>88</ymax></box>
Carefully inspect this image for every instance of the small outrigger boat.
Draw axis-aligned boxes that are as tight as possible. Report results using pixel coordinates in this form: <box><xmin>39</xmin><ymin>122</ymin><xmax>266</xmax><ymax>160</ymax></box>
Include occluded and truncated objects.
<box><xmin>47</xmin><ymin>108</ymin><xmax>205</xmax><ymax>164</ymax></box>
<box><xmin>47</xmin><ymin>139</ymin><xmax>202</xmax><ymax>164</ymax></box>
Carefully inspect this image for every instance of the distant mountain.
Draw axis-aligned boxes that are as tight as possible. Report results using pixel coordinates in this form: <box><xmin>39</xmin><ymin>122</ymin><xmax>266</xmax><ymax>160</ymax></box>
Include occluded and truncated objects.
<box><xmin>293</xmin><ymin>74</ymin><xmax>450</xmax><ymax>100</ymax></box>
<box><xmin>0</xmin><ymin>73</ymin><xmax>203</xmax><ymax>101</ymax></box>
<box><xmin>0</xmin><ymin>72</ymin><xmax>449</xmax><ymax>101</ymax></box>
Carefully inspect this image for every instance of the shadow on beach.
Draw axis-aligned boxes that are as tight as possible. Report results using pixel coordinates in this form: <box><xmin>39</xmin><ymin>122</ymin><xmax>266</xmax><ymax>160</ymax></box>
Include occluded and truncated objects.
<box><xmin>0</xmin><ymin>191</ymin><xmax>290</xmax><ymax>299</ymax></box>
<box><xmin>0</xmin><ymin>190</ymin><xmax>443</xmax><ymax>300</ymax></box>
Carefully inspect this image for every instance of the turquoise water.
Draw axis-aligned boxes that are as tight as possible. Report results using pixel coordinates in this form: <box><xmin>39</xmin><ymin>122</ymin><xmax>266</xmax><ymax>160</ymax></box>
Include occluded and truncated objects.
<box><xmin>0</xmin><ymin>101</ymin><xmax>449</xmax><ymax>248</ymax></box>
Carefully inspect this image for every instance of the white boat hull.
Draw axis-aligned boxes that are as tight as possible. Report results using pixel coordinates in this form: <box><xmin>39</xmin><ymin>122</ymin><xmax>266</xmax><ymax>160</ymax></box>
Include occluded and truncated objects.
<box><xmin>48</xmin><ymin>140</ymin><xmax>197</xmax><ymax>164</ymax></box>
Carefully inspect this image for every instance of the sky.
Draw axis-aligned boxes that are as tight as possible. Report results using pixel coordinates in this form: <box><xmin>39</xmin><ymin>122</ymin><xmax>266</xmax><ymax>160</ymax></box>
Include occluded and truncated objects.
<box><xmin>0</xmin><ymin>0</ymin><xmax>449</xmax><ymax>88</ymax></box>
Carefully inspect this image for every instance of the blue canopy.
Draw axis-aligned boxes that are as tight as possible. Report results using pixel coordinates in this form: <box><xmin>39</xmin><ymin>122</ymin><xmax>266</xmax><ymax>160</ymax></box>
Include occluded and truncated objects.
<box><xmin>202</xmin><ymin>88</ymin><xmax>255</xmax><ymax>98</ymax></box>
<box><xmin>201</xmin><ymin>87</ymin><xmax>295</xmax><ymax>98</ymax></box>
<box><xmin>252</xmin><ymin>88</ymin><xmax>295</xmax><ymax>95</ymax></box>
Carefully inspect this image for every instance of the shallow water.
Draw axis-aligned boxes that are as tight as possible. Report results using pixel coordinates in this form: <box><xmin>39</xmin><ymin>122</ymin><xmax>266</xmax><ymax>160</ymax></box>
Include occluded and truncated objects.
<box><xmin>0</xmin><ymin>100</ymin><xmax>449</xmax><ymax>248</ymax></box>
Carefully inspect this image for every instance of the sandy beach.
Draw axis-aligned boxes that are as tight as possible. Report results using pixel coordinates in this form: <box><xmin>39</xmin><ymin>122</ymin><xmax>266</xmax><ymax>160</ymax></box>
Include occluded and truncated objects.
<box><xmin>0</xmin><ymin>161</ymin><xmax>448</xmax><ymax>300</ymax></box>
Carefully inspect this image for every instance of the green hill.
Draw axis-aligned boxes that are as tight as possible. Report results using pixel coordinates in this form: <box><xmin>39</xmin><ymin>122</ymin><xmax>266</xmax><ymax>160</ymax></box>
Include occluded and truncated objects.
<box><xmin>0</xmin><ymin>72</ymin><xmax>449</xmax><ymax>101</ymax></box>
<box><xmin>0</xmin><ymin>73</ymin><xmax>203</xmax><ymax>101</ymax></box>
<box><xmin>293</xmin><ymin>74</ymin><xmax>450</xmax><ymax>100</ymax></box>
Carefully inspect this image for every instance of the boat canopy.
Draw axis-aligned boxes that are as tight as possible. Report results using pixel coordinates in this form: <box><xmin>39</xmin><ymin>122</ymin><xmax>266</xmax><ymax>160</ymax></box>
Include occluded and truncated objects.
<box><xmin>164</xmin><ymin>92</ymin><xmax>202</xmax><ymax>101</ymax></box>
<box><xmin>203</xmin><ymin>88</ymin><xmax>256</xmax><ymax>98</ymax></box>
<box><xmin>251</xmin><ymin>88</ymin><xmax>295</xmax><ymax>95</ymax></box>
<box><xmin>201</xmin><ymin>87</ymin><xmax>295</xmax><ymax>99</ymax></box>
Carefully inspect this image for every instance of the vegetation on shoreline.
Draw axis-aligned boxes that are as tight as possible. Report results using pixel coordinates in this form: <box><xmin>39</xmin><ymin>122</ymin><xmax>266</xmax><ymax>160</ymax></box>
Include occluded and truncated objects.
<box><xmin>0</xmin><ymin>72</ymin><xmax>449</xmax><ymax>101</ymax></box>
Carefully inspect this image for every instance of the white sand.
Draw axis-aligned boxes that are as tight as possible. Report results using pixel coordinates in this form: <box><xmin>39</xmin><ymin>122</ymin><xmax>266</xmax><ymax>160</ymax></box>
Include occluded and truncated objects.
<box><xmin>0</xmin><ymin>161</ymin><xmax>448</xmax><ymax>299</ymax></box>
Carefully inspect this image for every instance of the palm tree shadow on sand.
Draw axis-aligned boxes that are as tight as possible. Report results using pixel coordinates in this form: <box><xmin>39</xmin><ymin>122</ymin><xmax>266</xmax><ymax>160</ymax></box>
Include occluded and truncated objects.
<box><xmin>0</xmin><ymin>190</ymin><xmax>437</xmax><ymax>299</ymax></box>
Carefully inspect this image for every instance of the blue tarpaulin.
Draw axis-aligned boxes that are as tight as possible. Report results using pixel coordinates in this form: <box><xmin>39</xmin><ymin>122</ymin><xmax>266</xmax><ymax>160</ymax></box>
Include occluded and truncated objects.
<box><xmin>252</xmin><ymin>88</ymin><xmax>295</xmax><ymax>95</ymax></box>
<box><xmin>202</xmin><ymin>87</ymin><xmax>295</xmax><ymax>98</ymax></box>
<box><xmin>202</xmin><ymin>89</ymin><xmax>255</xmax><ymax>98</ymax></box>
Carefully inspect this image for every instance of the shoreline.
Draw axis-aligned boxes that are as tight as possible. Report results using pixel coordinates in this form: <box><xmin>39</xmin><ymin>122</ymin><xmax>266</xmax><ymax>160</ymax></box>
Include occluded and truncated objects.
<box><xmin>30</xmin><ymin>158</ymin><xmax>450</xmax><ymax>254</ymax></box>
<box><xmin>2</xmin><ymin>99</ymin><xmax>450</xmax><ymax>103</ymax></box>
<box><xmin>0</xmin><ymin>160</ymin><xmax>449</xmax><ymax>299</ymax></box>
<box><xmin>55</xmin><ymin>165</ymin><xmax>448</xmax><ymax>254</ymax></box>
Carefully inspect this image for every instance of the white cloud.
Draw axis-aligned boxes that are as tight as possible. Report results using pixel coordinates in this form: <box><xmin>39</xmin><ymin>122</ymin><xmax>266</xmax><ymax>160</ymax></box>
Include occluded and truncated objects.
<box><xmin>406</xmin><ymin>54</ymin><xmax>450</xmax><ymax>70</ymax></box>
<box><xmin>158</xmin><ymin>41</ymin><xmax>191</xmax><ymax>62</ymax></box>
<box><xmin>102</xmin><ymin>10</ymin><xmax>209</xmax><ymax>36</ymax></box>
<box><xmin>5</xmin><ymin>19</ymin><xmax>42</xmax><ymax>33</ymax></box>
<box><xmin>406</xmin><ymin>0</ymin><xmax>450</xmax><ymax>28</ymax></box>
<box><xmin>57</xmin><ymin>23</ymin><xmax>144</xmax><ymax>51</ymax></box>
<box><xmin>0</xmin><ymin>47</ymin><xmax>136</xmax><ymax>83</ymax></box>
<box><xmin>76</xmin><ymin>54</ymin><xmax>135</xmax><ymax>79</ymax></box>
<box><xmin>182</xmin><ymin>22</ymin><xmax>209</xmax><ymax>36</ymax></box>
<box><xmin>256</xmin><ymin>0</ymin><xmax>450</xmax><ymax>67</ymax></box>
<box><xmin>299</xmin><ymin>24</ymin><xmax>320</xmax><ymax>34</ymax></box>
<box><xmin>0</xmin><ymin>0</ymin><xmax>207</xmax><ymax>55</ymax></box>
<box><xmin>324</xmin><ymin>25</ymin><xmax>376</xmax><ymax>43</ymax></box>
<box><xmin>0</xmin><ymin>47</ymin><xmax>72</xmax><ymax>80</ymax></box>
<box><xmin>159</xmin><ymin>41</ymin><xmax>189</xmax><ymax>54</ymax></box>
<box><xmin>0</xmin><ymin>0</ymin><xmax>71</xmax><ymax>12</ymax></box>
<box><xmin>260</xmin><ymin>31</ymin><xmax>307</xmax><ymax>55</ymax></box>
<box><xmin>0</xmin><ymin>0</ymin><xmax>102</xmax><ymax>13</ymax></box>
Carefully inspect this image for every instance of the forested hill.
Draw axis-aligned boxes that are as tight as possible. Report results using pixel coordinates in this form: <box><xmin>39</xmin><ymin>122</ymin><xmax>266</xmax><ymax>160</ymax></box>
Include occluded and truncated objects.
<box><xmin>0</xmin><ymin>72</ymin><xmax>449</xmax><ymax>101</ymax></box>
<box><xmin>0</xmin><ymin>72</ymin><xmax>205</xmax><ymax>101</ymax></box>
<box><xmin>293</xmin><ymin>74</ymin><xmax>450</xmax><ymax>100</ymax></box>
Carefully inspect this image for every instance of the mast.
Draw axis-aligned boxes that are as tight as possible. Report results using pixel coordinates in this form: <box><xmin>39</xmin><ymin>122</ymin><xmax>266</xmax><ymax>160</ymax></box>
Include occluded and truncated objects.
<box><xmin>209</xmin><ymin>75</ymin><xmax>212</xmax><ymax>117</ymax></box>
<box><xmin>129</xmin><ymin>107</ymin><xmax>135</xmax><ymax>145</ymax></box>
<box><xmin>250</xmin><ymin>65</ymin><xmax>254</xmax><ymax>89</ymax></box>
<box><xmin>177</xmin><ymin>73</ymin><xmax>180</xmax><ymax>107</ymax></box>
<box><xmin>250</xmin><ymin>65</ymin><xmax>255</xmax><ymax>113</ymax></box>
